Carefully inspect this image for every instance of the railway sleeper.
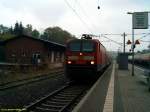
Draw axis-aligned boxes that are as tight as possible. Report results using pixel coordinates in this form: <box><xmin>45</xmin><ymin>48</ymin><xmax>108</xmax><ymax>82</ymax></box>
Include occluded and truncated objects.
<box><xmin>35</xmin><ymin>106</ymin><xmax>59</xmax><ymax>112</ymax></box>
<box><xmin>46</xmin><ymin>101</ymin><xmax>67</xmax><ymax>106</ymax></box>
<box><xmin>50</xmin><ymin>98</ymin><xmax>72</xmax><ymax>103</ymax></box>
<box><xmin>41</xmin><ymin>103</ymin><xmax>63</xmax><ymax>109</ymax></box>
<box><xmin>53</xmin><ymin>95</ymin><xmax>75</xmax><ymax>100</ymax></box>
<box><xmin>59</xmin><ymin>92</ymin><xmax>78</xmax><ymax>95</ymax></box>
<box><xmin>57</xmin><ymin>93</ymin><xmax>77</xmax><ymax>97</ymax></box>
<box><xmin>59</xmin><ymin>91</ymin><xmax>82</xmax><ymax>95</ymax></box>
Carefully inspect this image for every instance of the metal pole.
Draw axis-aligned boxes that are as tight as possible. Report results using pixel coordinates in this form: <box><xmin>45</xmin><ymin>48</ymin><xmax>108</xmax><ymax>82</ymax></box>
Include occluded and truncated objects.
<box><xmin>132</xmin><ymin>17</ymin><xmax>135</xmax><ymax>76</ymax></box>
<box><xmin>123</xmin><ymin>32</ymin><xmax>126</xmax><ymax>53</ymax></box>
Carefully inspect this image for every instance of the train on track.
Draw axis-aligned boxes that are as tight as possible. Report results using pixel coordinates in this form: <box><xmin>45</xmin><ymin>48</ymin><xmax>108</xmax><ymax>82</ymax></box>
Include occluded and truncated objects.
<box><xmin>65</xmin><ymin>34</ymin><xmax>111</xmax><ymax>80</ymax></box>
<box><xmin>128</xmin><ymin>52</ymin><xmax>150</xmax><ymax>68</ymax></box>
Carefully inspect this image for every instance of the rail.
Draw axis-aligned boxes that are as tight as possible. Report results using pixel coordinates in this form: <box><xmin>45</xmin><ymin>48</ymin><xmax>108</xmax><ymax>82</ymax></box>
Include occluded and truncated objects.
<box><xmin>24</xmin><ymin>82</ymin><xmax>90</xmax><ymax>112</ymax></box>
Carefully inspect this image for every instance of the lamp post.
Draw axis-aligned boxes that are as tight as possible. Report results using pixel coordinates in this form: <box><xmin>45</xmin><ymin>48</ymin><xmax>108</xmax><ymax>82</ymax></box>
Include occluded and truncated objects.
<box><xmin>127</xmin><ymin>12</ymin><xmax>135</xmax><ymax>76</ymax></box>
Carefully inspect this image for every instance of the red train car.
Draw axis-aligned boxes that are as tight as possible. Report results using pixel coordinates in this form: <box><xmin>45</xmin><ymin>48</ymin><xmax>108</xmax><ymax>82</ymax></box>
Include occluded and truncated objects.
<box><xmin>65</xmin><ymin>35</ymin><xmax>110</xmax><ymax>80</ymax></box>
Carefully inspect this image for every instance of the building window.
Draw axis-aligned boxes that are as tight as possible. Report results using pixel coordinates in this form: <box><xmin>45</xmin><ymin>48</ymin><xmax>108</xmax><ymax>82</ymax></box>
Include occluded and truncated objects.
<box><xmin>11</xmin><ymin>54</ymin><xmax>16</xmax><ymax>57</ymax></box>
<box><xmin>22</xmin><ymin>53</ymin><xmax>26</xmax><ymax>57</ymax></box>
<box><xmin>32</xmin><ymin>53</ymin><xmax>41</xmax><ymax>65</ymax></box>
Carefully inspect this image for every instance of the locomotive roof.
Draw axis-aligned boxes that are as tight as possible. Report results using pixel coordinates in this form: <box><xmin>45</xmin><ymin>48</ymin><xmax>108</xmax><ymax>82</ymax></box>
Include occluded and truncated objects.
<box><xmin>67</xmin><ymin>38</ymin><xmax>106</xmax><ymax>49</ymax></box>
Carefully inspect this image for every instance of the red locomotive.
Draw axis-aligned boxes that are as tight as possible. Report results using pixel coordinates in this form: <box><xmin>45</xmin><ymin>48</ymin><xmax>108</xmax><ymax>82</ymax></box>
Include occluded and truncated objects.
<box><xmin>65</xmin><ymin>34</ymin><xmax>111</xmax><ymax>80</ymax></box>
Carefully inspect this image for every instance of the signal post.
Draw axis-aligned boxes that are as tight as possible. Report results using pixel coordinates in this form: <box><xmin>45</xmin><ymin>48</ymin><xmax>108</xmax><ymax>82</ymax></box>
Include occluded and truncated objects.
<box><xmin>127</xmin><ymin>11</ymin><xmax>149</xmax><ymax>76</ymax></box>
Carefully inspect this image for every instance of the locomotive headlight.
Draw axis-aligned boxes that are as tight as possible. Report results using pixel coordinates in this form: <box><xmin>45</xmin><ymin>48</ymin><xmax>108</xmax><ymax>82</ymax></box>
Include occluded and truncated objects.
<box><xmin>90</xmin><ymin>61</ymin><xmax>95</xmax><ymax>65</ymax></box>
<box><xmin>67</xmin><ymin>61</ymin><xmax>72</xmax><ymax>64</ymax></box>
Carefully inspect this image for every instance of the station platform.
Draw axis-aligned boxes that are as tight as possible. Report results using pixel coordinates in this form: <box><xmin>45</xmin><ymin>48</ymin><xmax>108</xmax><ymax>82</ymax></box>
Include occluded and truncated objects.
<box><xmin>73</xmin><ymin>62</ymin><xmax>150</xmax><ymax>112</ymax></box>
<box><xmin>114</xmin><ymin>64</ymin><xmax>150</xmax><ymax>112</ymax></box>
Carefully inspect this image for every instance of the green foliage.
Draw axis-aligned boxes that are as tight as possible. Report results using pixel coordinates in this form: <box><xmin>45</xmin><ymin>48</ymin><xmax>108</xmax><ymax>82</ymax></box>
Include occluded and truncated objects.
<box><xmin>148</xmin><ymin>44</ymin><xmax>150</xmax><ymax>49</ymax></box>
<box><xmin>0</xmin><ymin>33</ymin><xmax>15</xmax><ymax>41</ymax></box>
<box><xmin>41</xmin><ymin>26</ymin><xmax>76</xmax><ymax>44</ymax></box>
<box><xmin>32</xmin><ymin>29</ymin><xmax>40</xmax><ymax>38</ymax></box>
<box><xmin>0</xmin><ymin>24</ymin><xmax>15</xmax><ymax>41</ymax></box>
<box><xmin>0</xmin><ymin>24</ymin><xmax>9</xmax><ymax>34</ymax></box>
<box><xmin>24</xmin><ymin>24</ymin><xmax>32</xmax><ymax>35</ymax></box>
<box><xmin>0</xmin><ymin>23</ymin><xmax>75</xmax><ymax>43</ymax></box>
<box><xmin>14</xmin><ymin>22</ymin><xmax>24</xmax><ymax>35</ymax></box>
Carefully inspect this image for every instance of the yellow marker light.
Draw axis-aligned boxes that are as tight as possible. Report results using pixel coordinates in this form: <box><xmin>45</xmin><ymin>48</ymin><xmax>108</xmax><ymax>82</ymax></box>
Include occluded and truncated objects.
<box><xmin>90</xmin><ymin>61</ymin><xmax>95</xmax><ymax>65</ymax></box>
<box><xmin>67</xmin><ymin>61</ymin><xmax>72</xmax><ymax>64</ymax></box>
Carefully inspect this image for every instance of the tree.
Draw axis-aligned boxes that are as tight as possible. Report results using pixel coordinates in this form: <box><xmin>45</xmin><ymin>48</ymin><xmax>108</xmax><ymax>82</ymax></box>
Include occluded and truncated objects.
<box><xmin>40</xmin><ymin>32</ymin><xmax>49</xmax><ymax>40</ymax></box>
<box><xmin>148</xmin><ymin>44</ymin><xmax>150</xmax><ymax>52</ymax></box>
<box><xmin>0</xmin><ymin>24</ymin><xmax>9</xmax><ymax>34</ymax></box>
<box><xmin>13</xmin><ymin>21</ymin><xmax>24</xmax><ymax>35</ymax></box>
<box><xmin>0</xmin><ymin>24</ymin><xmax>14</xmax><ymax>41</ymax></box>
<box><xmin>14</xmin><ymin>22</ymin><xmax>19</xmax><ymax>35</ymax></box>
<box><xmin>32</xmin><ymin>29</ymin><xmax>40</xmax><ymax>38</ymax></box>
<box><xmin>9</xmin><ymin>26</ymin><xmax>13</xmax><ymax>34</ymax></box>
<box><xmin>24</xmin><ymin>24</ymin><xmax>32</xmax><ymax>35</ymax></box>
<box><xmin>19</xmin><ymin>22</ymin><xmax>24</xmax><ymax>35</ymax></box>
<box><xmin>41</xmin><ymin>26</ymin><xmax>76</xmax><ymax>44</ymax></box>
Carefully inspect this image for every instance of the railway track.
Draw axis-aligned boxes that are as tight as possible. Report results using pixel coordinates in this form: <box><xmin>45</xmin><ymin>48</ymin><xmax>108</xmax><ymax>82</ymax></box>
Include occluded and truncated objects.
<box><xmin>24</xmin><ymin>82</ymin><xmax>91</xmax><ymax>112</ymax></box>
<box><xmin>0</xmin><ymin>70</ymin><xmax>64</xmax><ymax>91</ymax></box>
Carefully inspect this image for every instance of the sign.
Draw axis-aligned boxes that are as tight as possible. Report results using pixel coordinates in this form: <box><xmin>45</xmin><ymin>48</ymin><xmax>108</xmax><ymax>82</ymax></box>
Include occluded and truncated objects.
<box><xmin>133</xmin><ymin>12</ymin><xmax>148</xmax><ymax>29</ymax></box>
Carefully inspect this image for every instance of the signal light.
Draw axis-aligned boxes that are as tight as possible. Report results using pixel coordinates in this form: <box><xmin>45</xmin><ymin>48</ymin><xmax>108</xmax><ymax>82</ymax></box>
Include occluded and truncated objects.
<box><xmin>67</xmin><ymin>61</ymin><xmax>72</xmax><ymax>64</ymax></box>
<box><xmin>135</xmin><ymin>40</ymin><xmax>140</xmax><ymax>44</ymax></box>
<box><xmin>90</xmin><ymin>61</ymin><xmax>95</xmax><ymax>65</ymax></box>
<box><xmin>127</xmin><ymin>40</ymin><xmax>131</xmax><ymax>45</ymax></box>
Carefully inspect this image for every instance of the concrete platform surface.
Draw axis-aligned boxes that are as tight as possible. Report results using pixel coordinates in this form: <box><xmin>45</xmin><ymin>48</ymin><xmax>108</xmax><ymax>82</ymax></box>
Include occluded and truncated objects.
<box><xmin>114</xmin><ymin>64</ymin><xmax>150</xmax><ymax>112</ymax></box>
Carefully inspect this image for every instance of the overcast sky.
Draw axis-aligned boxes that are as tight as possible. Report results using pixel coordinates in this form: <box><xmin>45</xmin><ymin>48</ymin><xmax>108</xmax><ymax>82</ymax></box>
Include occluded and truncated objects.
<box><xmin>0</xmin><ymin>0</ymin><xmax>150</xmax><ymax>51</ymax></box>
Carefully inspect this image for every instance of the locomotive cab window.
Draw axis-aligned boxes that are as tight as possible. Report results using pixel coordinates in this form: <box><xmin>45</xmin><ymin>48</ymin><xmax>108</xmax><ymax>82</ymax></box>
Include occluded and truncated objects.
<box><xmin>82</xmin><ymin>41</ymin><xmax>94</xmax><ymax>52</ymax></box>
<box><xmin>68</xmin><ymin>40</ymin><xmax>94</xmax><ymax>52</ymax></box>
<box><xmin>69</xmin><ymin>41</ymin><xmax>80</xmax><ymax>52</ymax></box>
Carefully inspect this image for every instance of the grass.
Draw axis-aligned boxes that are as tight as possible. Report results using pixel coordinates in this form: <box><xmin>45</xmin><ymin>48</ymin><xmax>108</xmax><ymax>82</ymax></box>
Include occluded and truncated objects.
<box><xmin>0</xmin><ymin>67</ymin><xmax>63</xmax><ymax>85</ymax></box>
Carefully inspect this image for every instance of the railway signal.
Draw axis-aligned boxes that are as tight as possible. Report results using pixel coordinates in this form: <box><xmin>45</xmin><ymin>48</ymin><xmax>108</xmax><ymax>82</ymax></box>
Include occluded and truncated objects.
<box><xmin>135</xmin><ymin>40</ymin><xmax>140</xmax><ymax>44</ymax></box>
<box><xmin>127</xmin><ymin>40</ymin><xmax>131</xmax><ymax>45</ymax></box>
<box><xmin>127</xmin><ymin>11</ymin><xmax>149</xmax><ymax>76</ymax></box>
<box><xmin>127</xmin><ymin>38</ymin><xmax>141</xmax><ymax>76</ymax></box>
<box><xmin>127</xmin><ymin>39</ymin><xmax>140</xmax><ymax>47</ymax></box>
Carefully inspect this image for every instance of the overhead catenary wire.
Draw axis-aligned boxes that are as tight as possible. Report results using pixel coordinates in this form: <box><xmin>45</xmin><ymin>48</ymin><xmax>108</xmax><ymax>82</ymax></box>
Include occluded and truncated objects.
<box><xmin>138</xmin><ymin>33</ymin><xmax>150</xmax><ymax>40</ymax></box>
<box><xmin>99</xmin><ymin>34</ymin><xmax>123</xmax><ymax>46</ymax></box>
<box><xmin>75</xmin><ymin>0</ymin><xmax>98</xmax><ymax>30</ymax></box>
<box><xmin>102</xmin><ymin>35</ymin><xmax>123</xmax><ymax>45</ymax></box>
<box><xmin>64</xmin><ymin>0</ymin><xmax>149</xmax><ymax>48</ymax></box>
<box><xmin>64</xmin><ymin>0</ymin><xmax>94</xmax><ymax>34</ymax></box>
<box><xmin>140</xmin><ymin>40</ymin><xmax>150</xmax><ymax>42</ymax></box>
<box><xmin>101</xmin><ymin>32</ymin><xmax>150</xmax><ymax>36</ymax></box>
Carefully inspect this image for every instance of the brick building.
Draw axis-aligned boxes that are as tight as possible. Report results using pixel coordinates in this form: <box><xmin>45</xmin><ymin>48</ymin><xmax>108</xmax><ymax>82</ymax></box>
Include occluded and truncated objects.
<box><xmin>3</xmin><ymin>35</ymin><xmax>65</xmax><ymax>67</ymax></box>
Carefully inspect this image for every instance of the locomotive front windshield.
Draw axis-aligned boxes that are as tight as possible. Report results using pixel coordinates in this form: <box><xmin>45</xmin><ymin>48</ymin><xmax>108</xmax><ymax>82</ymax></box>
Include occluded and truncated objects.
<box><xmin>69</xmin><ymin>40</ymin><xmax>94</xmax><ymax>52</ymax></box>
